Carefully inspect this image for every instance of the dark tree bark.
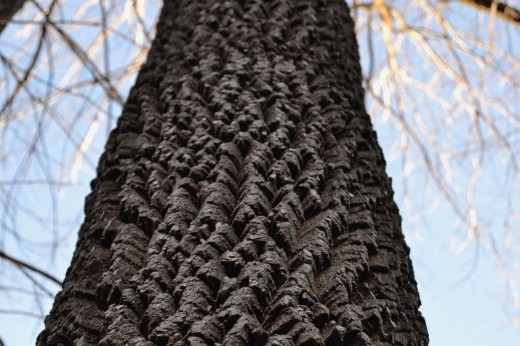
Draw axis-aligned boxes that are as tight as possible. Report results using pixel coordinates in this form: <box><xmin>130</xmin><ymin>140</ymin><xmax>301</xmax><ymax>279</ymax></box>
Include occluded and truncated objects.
<box><xmin>38</xmin><ymin>0</ymin><xmax>428</xmax><ymax>344</ymax></box>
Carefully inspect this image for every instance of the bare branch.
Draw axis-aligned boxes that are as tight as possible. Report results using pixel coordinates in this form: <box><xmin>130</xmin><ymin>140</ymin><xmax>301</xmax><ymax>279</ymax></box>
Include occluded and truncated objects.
<box><xmin>457</xmin><ymin>0</ymin><xmax>520</xmax><ymax>26</ymax></box>
<box><xmin>0</xmin><ymin>0</ymin><xmax>26</xmax><ymax>34</ymax></box>
<box><xmin>0</xmin><ymin>250</ymin><xmax>62</xmax><ymax>286</ymax></box>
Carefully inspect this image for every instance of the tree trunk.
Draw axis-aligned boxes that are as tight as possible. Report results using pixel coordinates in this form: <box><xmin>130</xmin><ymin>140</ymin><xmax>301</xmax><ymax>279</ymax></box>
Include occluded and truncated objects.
<box><xmin>38</xmin><ymin>0</ymin><xmax>428</xmax><ymax>344</ymax></box>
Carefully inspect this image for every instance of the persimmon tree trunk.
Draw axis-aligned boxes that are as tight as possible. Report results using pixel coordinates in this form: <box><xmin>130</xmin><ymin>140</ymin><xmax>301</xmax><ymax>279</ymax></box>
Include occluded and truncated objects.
<box><xmin>38</xmin><ymin>0</ymin><xmax>428</xmax><ymax>344</ymax></box>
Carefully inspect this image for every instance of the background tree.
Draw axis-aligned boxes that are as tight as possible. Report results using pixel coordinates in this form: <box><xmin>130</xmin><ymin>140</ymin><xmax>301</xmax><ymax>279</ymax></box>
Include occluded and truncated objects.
<box><xmin>0</xmin><ymin>0</ymin><xmax>518</xmax><ymax>344</ymax></box>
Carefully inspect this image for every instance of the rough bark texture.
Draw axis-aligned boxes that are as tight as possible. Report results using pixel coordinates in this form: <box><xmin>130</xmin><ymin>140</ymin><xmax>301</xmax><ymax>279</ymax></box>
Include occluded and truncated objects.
<box><xmin>38</xmin><ymin>0</ymin><xmax>428</xmax><ymax>344</ymax></box>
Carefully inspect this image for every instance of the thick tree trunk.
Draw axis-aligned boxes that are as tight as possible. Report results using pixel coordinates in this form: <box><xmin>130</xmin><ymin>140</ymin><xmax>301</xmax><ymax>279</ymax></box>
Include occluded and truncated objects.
<box><xmin>38</xmin><ymin>0</ymin><xmax>428</xmax><ymax>344</ymax></box>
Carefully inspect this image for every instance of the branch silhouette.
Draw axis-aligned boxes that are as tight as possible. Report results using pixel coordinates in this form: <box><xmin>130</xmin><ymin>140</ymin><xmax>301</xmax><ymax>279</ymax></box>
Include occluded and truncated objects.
<box><xmin>0</xmin><ymin>250</ymin><xmax>62</xmax><ymax>286</ymax></box>
<box><xmin>459</xmin><ymin>0</ymin><xmax>520</xmax><ymax>25</ymax></box>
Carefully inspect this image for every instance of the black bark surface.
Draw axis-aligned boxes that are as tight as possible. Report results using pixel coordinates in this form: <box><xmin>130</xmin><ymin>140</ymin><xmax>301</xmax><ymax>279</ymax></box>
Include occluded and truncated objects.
<box><xmin>38</xmin><ymin>0</ymin><xmax>428</xmax><ymax>344</ymax></box>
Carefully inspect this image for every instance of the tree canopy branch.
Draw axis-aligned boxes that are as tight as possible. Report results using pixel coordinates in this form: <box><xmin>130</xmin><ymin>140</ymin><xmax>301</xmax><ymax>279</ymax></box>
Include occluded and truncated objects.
<box><xmin>458</xmin><ymin>0</ymin><xmax>520</xmax><ymax>25</ymax></box>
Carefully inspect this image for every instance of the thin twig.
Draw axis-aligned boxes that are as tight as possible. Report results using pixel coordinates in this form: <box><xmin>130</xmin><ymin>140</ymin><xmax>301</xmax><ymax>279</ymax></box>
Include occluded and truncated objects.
<box><xmin>0</xmin><ymin>250</ymin><xmax>62</xmax><ymax>286</ymax></box>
